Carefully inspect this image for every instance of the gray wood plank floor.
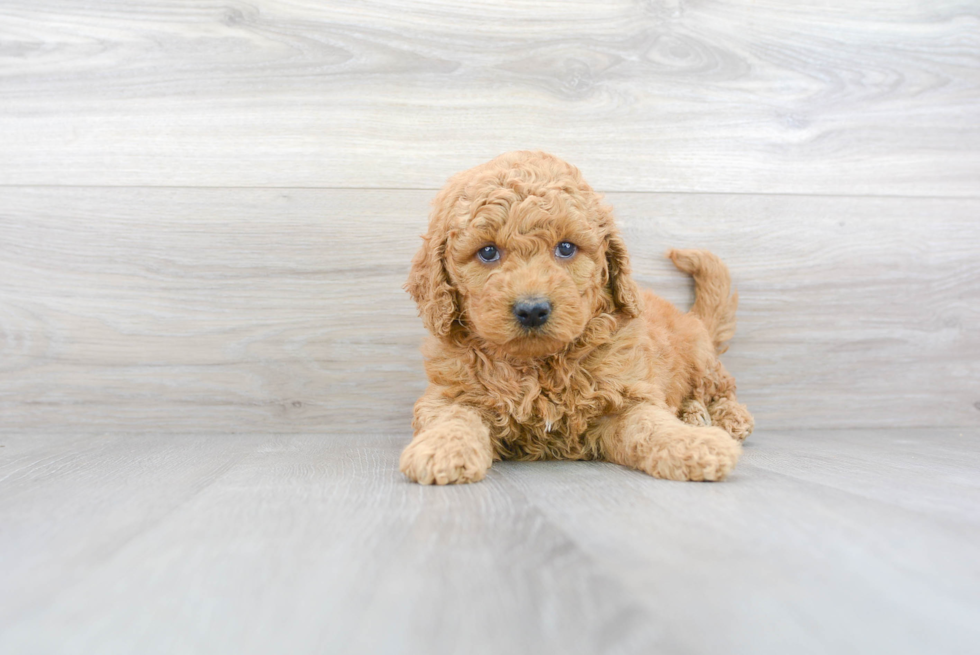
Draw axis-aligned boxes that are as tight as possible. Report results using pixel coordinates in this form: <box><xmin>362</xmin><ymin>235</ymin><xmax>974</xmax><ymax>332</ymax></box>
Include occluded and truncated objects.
<box><xmin>1</xmin><ymin>429</ymin><xmax>978</xmax><ymax>655</ymax></box>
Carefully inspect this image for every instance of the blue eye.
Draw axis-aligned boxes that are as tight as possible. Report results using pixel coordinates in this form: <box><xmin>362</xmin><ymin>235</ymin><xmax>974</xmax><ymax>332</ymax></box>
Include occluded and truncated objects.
<box><xmin>477</xmin><ymin>245</ymin><xmax>500</xmax><ymax>263</ymax></box>
<box><xmin>555</xmin><ymin>241</ymin><xmax>577</xmax><ymax>259</ymax></box>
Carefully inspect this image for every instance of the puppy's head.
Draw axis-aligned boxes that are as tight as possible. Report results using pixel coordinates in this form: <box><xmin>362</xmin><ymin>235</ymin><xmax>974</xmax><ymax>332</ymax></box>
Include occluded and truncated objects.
<box><xmin>406</xmin><ymin>151</ymin><xmax>642</xmax><ymax>359</ymax></box>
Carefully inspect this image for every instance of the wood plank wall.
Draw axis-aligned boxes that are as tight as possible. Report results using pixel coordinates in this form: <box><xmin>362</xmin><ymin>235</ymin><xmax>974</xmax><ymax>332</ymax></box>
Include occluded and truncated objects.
<box><xmin>1</xmin><ymin>1</ymin><xmax>978</xmax><ymax>433</ymax></box>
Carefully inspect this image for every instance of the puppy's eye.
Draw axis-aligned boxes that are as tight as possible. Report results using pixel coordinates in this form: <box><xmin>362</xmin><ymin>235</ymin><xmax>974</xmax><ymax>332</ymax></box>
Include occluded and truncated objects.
<box><xmin>477</xmin><ymin>245</ymin><xmax>500</xmax><ymax>263</ymax></box>
<box><xmin>555</xmin><ymin>241</ymin><xmax>577</xmax><ymax>259</ymax></box>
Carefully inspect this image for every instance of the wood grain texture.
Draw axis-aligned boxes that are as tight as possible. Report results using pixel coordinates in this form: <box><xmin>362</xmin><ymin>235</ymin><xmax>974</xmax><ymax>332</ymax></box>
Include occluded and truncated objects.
<box><xmin>1</xmin><ymin>429</ymin><xmax>978</xmax><ymax>654</ymax></box>
<box><xmin>2</xmin><ymin>187</ymin><xmax>978</xmax><ymax>433</ymax></box>
<box><xmin>1</xmin><ymin>0</ymin><xmax>978</xmax><ymax>194</ymax></box>
<box><xmin>499</xmin><ymin>428</ymin><xmax>980</xmax><ymax>654</ymax></box>
<box><xmin>0</xmin><ymin>432</ymin><xmax>665</xmax><ymax>655</ymax></box>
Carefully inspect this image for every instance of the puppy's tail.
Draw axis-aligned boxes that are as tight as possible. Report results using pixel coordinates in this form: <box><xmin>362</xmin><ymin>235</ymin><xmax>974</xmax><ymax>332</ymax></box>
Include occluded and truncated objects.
<box><xmin>667</xmin><ymin>249</ymin><xmax>738</xmax><ymax>354</ymax></box>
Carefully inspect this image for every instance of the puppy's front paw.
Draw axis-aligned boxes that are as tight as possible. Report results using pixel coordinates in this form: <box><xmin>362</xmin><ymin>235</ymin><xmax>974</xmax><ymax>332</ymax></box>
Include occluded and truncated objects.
<box><xmin>399</xmin><ymin>425</ymin><xmax>492</xmax><ymax>485</ymax></box>
<box><xmin>648</xmin><ymin>426</ymin><xmax>741</xmax><ymax>482</ymax></box>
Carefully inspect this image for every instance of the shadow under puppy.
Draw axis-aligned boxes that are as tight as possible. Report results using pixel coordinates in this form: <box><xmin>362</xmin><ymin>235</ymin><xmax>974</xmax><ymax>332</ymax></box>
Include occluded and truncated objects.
<box><xmin>401</xmin><ymin>151</ymin><xmax>753</xmax><ymax>484</ymax></box>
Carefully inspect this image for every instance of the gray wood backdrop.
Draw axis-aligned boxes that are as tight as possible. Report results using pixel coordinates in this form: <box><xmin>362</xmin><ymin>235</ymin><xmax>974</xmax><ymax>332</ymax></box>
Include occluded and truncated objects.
<box><xmin>2</xmin><ymin>0</ymin><xmax>979</xmax><ymax>433</ymax></box>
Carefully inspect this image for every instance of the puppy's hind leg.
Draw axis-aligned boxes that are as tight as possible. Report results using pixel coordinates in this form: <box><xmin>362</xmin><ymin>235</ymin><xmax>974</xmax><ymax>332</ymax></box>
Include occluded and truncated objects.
<box><xmin>709</xmin><ymin>397</ymin><xmax>754</xmax><ymax>443</ymax></box>
<box><xmin>679</xmin><ymin>398</ymin><xmax>712</xmax><ymax>427</ymax></box>
<box><xmin>705</xmin><ymin>361</ymin><xmax>754</xmax><ymax>442</ymax></box>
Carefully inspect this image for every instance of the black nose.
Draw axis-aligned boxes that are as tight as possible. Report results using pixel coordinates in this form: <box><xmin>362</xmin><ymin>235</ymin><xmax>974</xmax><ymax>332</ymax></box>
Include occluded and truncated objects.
<box><xmin>513</xmin><ymin>298</ymin><xmax>552</xmax><ymax>329</ymax></box>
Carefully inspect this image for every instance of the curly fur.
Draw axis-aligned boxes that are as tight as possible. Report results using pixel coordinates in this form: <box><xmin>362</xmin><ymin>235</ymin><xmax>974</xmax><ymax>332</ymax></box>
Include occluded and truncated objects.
<box><xmin>400</xmin><ymin>151</ymin><xmax>753</xmax><ymax>484</ymax></box>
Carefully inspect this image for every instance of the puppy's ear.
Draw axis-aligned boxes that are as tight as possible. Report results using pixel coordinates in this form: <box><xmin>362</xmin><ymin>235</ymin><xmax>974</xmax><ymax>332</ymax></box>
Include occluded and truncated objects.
<box><xmin>604</xmin><ymin>227</ymin><xmax>644</xmax><ymax>318</ymax></box>
<box><xmin>405</xmin><ymin>193</ymin><xmax>460</xmax><ymax>337</ymax></box>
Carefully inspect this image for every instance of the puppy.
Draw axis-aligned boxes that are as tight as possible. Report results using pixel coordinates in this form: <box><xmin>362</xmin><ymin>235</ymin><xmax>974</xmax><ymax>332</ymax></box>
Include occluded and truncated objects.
<box><xmin>400</xmin><ymin>151</ymin><xmax>753</xmax><ymax>485</ymax></box>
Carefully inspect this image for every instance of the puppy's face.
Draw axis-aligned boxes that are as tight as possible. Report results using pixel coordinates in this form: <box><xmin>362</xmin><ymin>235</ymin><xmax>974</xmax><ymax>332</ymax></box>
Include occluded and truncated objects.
<box><xmin>407</xmin><ymin>151</ymin><xmax>642</xmax><ymax>360</ymax></box>
<box><xmin>449</xmin><ymin>193</ymin><xmax>605</xmax><ymax>358</ymax></box>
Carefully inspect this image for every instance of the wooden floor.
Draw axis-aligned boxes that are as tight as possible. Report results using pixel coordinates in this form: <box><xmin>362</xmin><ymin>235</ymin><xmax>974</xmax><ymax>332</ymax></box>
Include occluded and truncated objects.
<box><xmin>3</xmin><ymin>1</ymin><xmax>980</xmax><ymax>652</ymax></box>
<box><xmin>1</xmin><ymin>429</ymin><xmax>978</xmax><ymax>654</ymax></box>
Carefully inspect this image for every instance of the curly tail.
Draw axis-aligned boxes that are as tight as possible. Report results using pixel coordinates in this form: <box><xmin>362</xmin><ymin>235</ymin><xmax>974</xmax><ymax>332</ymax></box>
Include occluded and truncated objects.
<box><xmin>667</xmin><ymin>249</ymin><xmax>738</xmax><ymax>354</ymax></box>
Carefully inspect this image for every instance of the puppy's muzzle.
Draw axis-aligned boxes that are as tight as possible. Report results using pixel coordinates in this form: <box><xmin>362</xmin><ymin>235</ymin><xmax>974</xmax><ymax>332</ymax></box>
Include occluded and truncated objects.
<box><xmin>513</xmin><ymin>297</ymin><xmax>552</xmax><ymax>329</ymax></box>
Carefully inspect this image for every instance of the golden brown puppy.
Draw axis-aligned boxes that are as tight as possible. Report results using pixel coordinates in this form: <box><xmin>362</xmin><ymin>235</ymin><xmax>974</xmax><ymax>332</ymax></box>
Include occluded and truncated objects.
<box><xmin>400</xmin><ymin>151</ymin><xmax>753</xmax><ymax>485</ymax></box>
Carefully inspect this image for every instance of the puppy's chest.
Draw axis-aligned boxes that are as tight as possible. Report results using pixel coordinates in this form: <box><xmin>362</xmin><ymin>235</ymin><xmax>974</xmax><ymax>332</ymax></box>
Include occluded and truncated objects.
<box><xmin>482</xmin><ymin>366</ymin><xmax>614</xmax><ymax>460</ymax></box>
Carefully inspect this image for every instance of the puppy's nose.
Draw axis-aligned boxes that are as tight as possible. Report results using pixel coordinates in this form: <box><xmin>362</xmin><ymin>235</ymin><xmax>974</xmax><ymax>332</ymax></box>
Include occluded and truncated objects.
<box><xmin>513</xmin><ymin>298</ymin><xmax>552</xmax><ymax>329</ymax></box>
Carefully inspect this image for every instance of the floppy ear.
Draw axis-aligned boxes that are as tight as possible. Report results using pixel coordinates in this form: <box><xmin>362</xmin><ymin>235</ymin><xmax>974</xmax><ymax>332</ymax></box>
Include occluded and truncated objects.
<box><xmin>404</xmin><ymin>197</ymin><xmax>460</xmax><ymax>338</ymax></box>
<box><xmin>604</xmin><ymin>227</ymin><xmax>644</xmax><ymax>318</ymax></box>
